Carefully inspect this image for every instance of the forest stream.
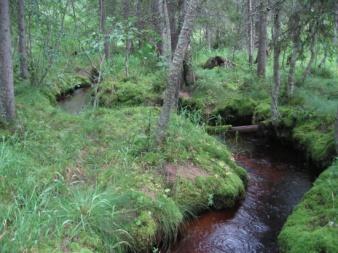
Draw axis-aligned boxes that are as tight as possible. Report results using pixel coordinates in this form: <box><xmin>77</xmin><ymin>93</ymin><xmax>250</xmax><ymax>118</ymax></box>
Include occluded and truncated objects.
<box><xmin>58</xmin><ymin>86</ymin><xmax>92</xmax><ymax>114</ymax></box>
<box><xmin>171</xmin><ymin>134</ymin><xmax>315</xmax><ymax>253</ymax></box>
<box><xmin>59</xmin><ymin>92</ymin><xmax>316</xmax><ymax>253</ymax></box>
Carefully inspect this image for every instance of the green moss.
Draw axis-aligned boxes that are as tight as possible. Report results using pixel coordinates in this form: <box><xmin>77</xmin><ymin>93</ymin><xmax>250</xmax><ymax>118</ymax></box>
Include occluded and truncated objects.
<box><xmin>293</xmin><ymin>121</ymin><xmax>335</xmax><ymax>162</ymax></box>
<box><xmin>0</xmin><ymin>87</ymin><xmax>246</xmax><ymax>252</ymax></box>
<box><xmin>278</xmin><ymin>161</ymin><xmax>338</xmax><ymax>253</ymax></box>
<box><xmin>97</xmin><ymin>74</ymin><xmax>162</xmax><ymax>107</ymax></box>
<box><xmin>129</xmin><ymin>211</ymin><xmax>157</xmax><ymax>251</ymax></box>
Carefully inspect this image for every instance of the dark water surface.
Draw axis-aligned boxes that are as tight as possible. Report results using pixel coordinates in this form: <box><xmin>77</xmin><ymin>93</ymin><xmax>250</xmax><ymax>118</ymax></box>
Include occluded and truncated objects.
<box><xmin>172</xmin><ymin>135</ymin><xmax>314</xmax><ymax>253</ymax></box>
<box><xmin>58</xmin><ymin>87</ymin><xmax>92</xmax><ymax>114</ymax></box>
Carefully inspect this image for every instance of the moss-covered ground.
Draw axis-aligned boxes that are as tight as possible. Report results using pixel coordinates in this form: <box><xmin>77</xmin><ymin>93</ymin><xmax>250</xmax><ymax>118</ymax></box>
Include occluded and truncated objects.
<box><xmin>186</xmin><ymin>48</ymin><xmax>338</xmax><ymax>253</ymax></box>
<box><xmin>0</xmin><ymin>76</ymin><xmax>246</xmax><ymax>252</ymax></box>
<box><xmin>278</xmin><ymin>161</ymin><xmax>338</xmax><ymax>253</ymax></box>
<box><xmin>184</xmin><ymin>49</ymin><xmax>338</xmax><ymax>167</ymax></box>
<box><xmin>1</xmin><ymin>48</ymin><xmax>337</xmax><ymax>252</ymax></box>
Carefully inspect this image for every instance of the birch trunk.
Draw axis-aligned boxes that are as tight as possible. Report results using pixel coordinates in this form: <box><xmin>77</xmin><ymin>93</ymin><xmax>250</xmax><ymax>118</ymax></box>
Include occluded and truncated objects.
<box><xmin>257</xmin><ymin>0</ymin><xmax>268</xmax><ymax>77</ymax></box>
<box><xmin>123</xmin><ymin>0</ymin><xmax>131</xmax><ymax>78</ymax></box>
<box><xmin>287</xmin><ymin>9</ymin><xmax>301</xmax><ymax>98</ymax></box>
<box><xmin>99</xmin><ymin>0</ymin><xmax>110</xmax><ymax>59</ymax></box>
<box><xmin>334</xmin><ymin>2</ymin><xmax>338</xmax><ymax>44</ymax></box>
<box><xmin>335</xmin><ymin>107</ymin><xmax>338</xmax><ymax>155</ymax></box>
<box><xmin>271</xmin><ymin>6</ymin><xmax>281</xmax><ymax>124</ymax></box>
<box><xmin>18</xmin><ymin>0</ymin><xmax>29</xmax><ymax>79</ymax></box>
<box><xmin>302</xmin><ymin>31</ymin><xmax>316</xmax><ymax>83</ymax></box>
<box><xmin>247</xmin><ymin>0</ymin><xmax>254</xmax><ymax>66</ymax></box>
<box><xmin>156</xmin><ymin>0</ymin><xmax>198</xmax><ymax>145</ymax></box>
<box><xmin>158</xmin><ymin>0</ymin><xmax>172</xmax><ymax>65</ymax></box>
<box><xmin>287</xmin><ymin>43</ymin><xmax>299</xmax><ymax>97</ymax></box>
<box><xmin>0</xmin><ymin>0</ymin><xmax>16</xmax><ymax>122</ymax></box>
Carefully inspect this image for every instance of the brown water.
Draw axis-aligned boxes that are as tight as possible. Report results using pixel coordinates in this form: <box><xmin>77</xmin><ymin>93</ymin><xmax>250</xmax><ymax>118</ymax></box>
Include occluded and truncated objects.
<box><xmin>58</xmin><ymin>87</ymin><xmax>92</xmax><ymax>114</ymax></box>
<box><xmin>172</xmin><ymin>135</ymin><xmax>314</xmax><ymax>253</ymax></box>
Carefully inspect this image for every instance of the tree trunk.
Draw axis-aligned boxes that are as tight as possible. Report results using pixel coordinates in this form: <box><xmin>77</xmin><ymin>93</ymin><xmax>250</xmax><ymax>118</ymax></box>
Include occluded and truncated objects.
<box><xmin>18</xmin><ymin>0</ymin><xmax>29</xmax><ymax>79</ymax></box>
<box><xmin>123</xmin><ymin>0</ymin><xmax>131</xmax><ymax>78</ymax></box>
<box><xmin>287</xmin><ymin>51</ymin><xmax>298</xmax><ymax>97</ymax></box>
<box><xmin>99</xmin><ymin>0</ymin><xmax>110</xmax><ymax>59</ymax></box>
<box><xmin>167</xmin><ymin>0</ymin><xmax>178</xmax><ymax>51</ymax></box>
<box><xmin>271</xmin><ymin>5</ymin><xmax>281</xmax><ymax>124</ymax></box>
<box><xmin>335</xmin><ymin>107</ymin><xmax>338</xmax><ymax>155</ymax></box>
<box><xmin>257</xmin><ymin>0</ymin><xmax>268</xmax><ymax>77</ymax></box>
<box><xmin>158</xmin><ymin>0</ymin><xmax>172</xmax><ymax>65</ymax></box>
<box><xmin>318</xmin><ymin>46</ymin><xmax>328</xmax><ymax>68</ymax></box>
<box><xmin>205</xmin><ymin>25</ymin><xmax>212</xmax><ymax>50</ymax></box>
<box><xmin>156</xmin><ymin>0</ymin><xmax>198</xmax><ymax>145</ymax></box>
<box><xmin>287</xmin><ymin>10</ymin><xmax>301</xmax><ymax>98</ymax></box>
<box><xmin>136</xmin><ymin>0</ymin><xmax>143</xmax><ymax>48</ymax></box>
<box><xmin>247</xmin><ymin>0</ymin><xmax>254</xmax><ymax>66</ymax></box>
<box><xmin>334</xmin><ymin>2</ymin><xmax>338</xmax><ymax>44</ymax></box>
<box><xmin>302</xmin><ymin>31</ymin><xmax>316</xmax><ymax>83</ymax></box>
<box><xmin>0</xmin><ymin>0</ymin><xmax>16</xmax><ymax>123</ymax></box>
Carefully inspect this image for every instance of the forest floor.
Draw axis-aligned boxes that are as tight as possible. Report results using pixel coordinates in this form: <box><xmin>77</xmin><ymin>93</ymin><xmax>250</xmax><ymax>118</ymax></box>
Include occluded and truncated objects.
<box><xmin>0</xmin><ymin>80</ymin><xmax>246</xmax><ymax>252</ymax></box>
<box><xmin>0</xmin><ymin>49</ymin><xmax>337</xmax><ymax>252</ymax></box>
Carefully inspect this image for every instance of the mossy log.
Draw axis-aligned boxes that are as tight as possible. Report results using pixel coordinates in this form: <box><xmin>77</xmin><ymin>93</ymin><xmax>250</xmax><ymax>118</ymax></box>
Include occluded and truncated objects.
<box><xmin>206</xmin><ymin>125</ymin><xmax>259</xmax><ymax>134</ymax></box>
<box><xmin>231</xmin><ymin>125</ymin><xmax>259</xmax><ymax>133</ymax></box>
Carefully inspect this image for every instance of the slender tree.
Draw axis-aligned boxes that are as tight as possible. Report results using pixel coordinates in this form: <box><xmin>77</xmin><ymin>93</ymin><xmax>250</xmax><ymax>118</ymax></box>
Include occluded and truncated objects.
<box><xmin>158</xmin><ymin>0</ymin><xmax>172</xmax><ymax>65</ymax></box>
<box><xmin>123</xmin><ymin>0</ymin><xmax>131</xmax><ymax>78</ymax></box>
<box><xmin>336</xmin><ymin>107</ymin><xmax>338</xmax><ymax>155</ymax></box>
<box><xmin>287</xmin><ymin>7</ymin><xmax>301</xmax><ymax>98</ymax></box>
<box><xmin>302</xmin><ymin>27</ymin><xmax>316</xmax><ymax>83</ymax></box>
<box><xmin>99</xmin><ymin>0</ymin><xmax>110</xmax><ymax>59</ymax></box>
<box><xmin>257</xmin><ymin>0</ymin><xmax>268</xmax><ymax>77</ymax></box>
<box><xmin>247</xmin><ymin>0</ymin><xmax>254</xmax><ymax>66</ymax></box>
<box><xmin>18</xmin><ymin>0</ymin><xmax>29</xmax><ymax>79</ymax></box>
<box><xmin>156</xmin><ymin>0</ymin><xmax>198</xmax><ymax>145</ymax></box>
<box><xmin>0</xmin><ymin>0</ymin><xmax>16</xmax><ymax>122</ymax></box>
<box><xmin>271</xmin><ymin>4</ymin><xmax>281</xmax><ymax>124</ymax></box>
<box><xmin>334</xmin><ymin>2</ymin><xmax>338</xmax><ymax>44</ymax></box>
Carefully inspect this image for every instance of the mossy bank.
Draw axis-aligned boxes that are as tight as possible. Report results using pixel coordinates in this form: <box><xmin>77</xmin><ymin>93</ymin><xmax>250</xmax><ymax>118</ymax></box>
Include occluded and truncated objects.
<box><xmin>278</xmin><ymin>161</ymin><xmax>338</xmax><ymax>253</ymax></box>
<box><xmin>184</xmin><ymin>49</ymin><xmax>338</xmax><ymax>253</ymax></box>
<box><xmin>0</xmin><ymin>84</ymin><xmax>246</xmax><ymax>252</ymax></box>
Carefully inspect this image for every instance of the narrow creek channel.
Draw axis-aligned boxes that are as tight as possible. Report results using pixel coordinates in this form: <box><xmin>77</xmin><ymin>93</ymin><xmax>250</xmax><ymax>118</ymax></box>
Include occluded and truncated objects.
<box><xmin>58</xmin><ymin>86</ymin><xmax>92</xmax><ymax>114</ymax></box>
<box><xmin>172</xmin><ymin>134</ymin><xmax>315</xmax><ymax>253</ymax></box>
<box><xmin>57</xmin><ymin>89</ymin><xmax>316</xmax><ymax>253</ymax></box>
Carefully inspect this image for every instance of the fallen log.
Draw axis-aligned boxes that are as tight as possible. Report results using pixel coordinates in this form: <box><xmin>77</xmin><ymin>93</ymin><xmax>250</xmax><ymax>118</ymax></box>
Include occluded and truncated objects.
<box><xmin>231</xmin><ymin>125</ymin><xmax>259</xmax><ymax>133</ymax></box>
<box><xmin>205</xmin><ymin>124</ymin><xmax>259</xmax><ymax>134</ymax></box>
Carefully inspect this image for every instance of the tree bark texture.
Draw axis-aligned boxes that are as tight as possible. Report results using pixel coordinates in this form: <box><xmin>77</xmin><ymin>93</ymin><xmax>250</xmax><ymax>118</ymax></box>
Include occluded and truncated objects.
<box><xmin>287</xmin><ymin>9</ymin><xmax>301</xmax><ymax>98</ymax></box>
<box><xmin>18</xmin><ymin>0</ymin><xmax>29</xmax><ymax>79</ymax></box>
<box><xmin>334</xmin><ymin>2</ymin><xmax>338</xmax><ymax>44</ymax></box>
<box><xmin>335</xmin><ymin>107</ymin><xmax>338</xmax><ymax>155</ymax></box>
<box><xmin>0</xmin><ymin>0</ymin><xmax>16</xmax><ymax>122</ymax></box>
<box><xmin>158</xmin><ymin>0</ymin><xmax>172</xmax><ymax>65</ymax></box>
<box><xmin>99</xmin><ymin>0</ymin><xmax>110</xmax><ymax>59</ymax></box>
<box><xmin>271</xmin><ymin>5</ymin><xmax>281</xmax><ymax>124</ymax></box>
<box><xmin>302</xmin><ymin>30</ymin><xmax>316</xmax><ymax>83</ymax></box>
<box><xmin>156</xmin><ymin>0</ymin><xmax>198</xmax><ymax>145</ymax></box>
<box><xmin>257</xmin><ymin>0</ymin><xmax>268</xmax><ymax>77</ymax></box>
<box><xmin>247</xmin><ymin>0</ymin><xmax>254</xmax><ymax>66</ymax></box>
<box><xmin>123</xmin><ymin>0</ymin><xmax>131</xmax><ymax>77</ymax></box>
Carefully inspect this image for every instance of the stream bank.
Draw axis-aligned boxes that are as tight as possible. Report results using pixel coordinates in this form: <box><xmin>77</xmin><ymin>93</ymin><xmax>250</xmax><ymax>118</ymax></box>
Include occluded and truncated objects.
<box><xmin>55</xmin><ymin>82</ymin><xmax>337</xmax><ymax>253</ymax></box>
<box><xmin>171</xmin><ymin>133</ymin><xmax>315</xmax><ymax>253</ymax></box>
<box><xmin>0</xmin><ymin>85</ymin><xmax>250</xmax><ymax>252</ymax></box>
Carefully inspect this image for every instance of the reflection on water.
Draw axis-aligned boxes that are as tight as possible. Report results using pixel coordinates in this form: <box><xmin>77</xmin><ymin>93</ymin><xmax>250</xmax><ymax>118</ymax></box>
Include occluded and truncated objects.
<box><xmin>172</xmin><ymin>135</ymin><xmax>314</xmax><ymax>253</ymax></box>
<box><xmin>58</xmin><ymin>87</ymin><xmax>92</xmax><ymax>114</ymax></box>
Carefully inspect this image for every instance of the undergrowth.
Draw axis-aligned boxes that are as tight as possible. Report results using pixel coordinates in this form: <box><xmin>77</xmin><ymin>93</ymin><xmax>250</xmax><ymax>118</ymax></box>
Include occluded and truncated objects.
<box><xmin>0</xmin><ymin>83</ymin><xmax>245</xmax><ymax>252</ymax></box>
